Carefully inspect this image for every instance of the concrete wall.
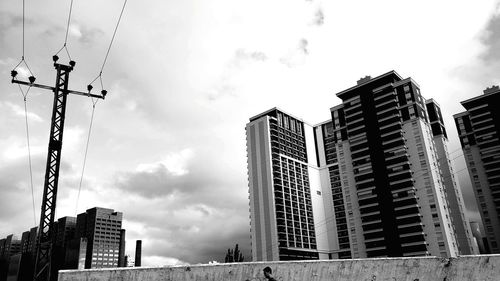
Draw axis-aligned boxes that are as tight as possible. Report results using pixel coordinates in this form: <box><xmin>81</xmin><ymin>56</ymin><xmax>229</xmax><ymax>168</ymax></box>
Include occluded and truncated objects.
<box><xmin>59</xmin><ymin>255</ymin><xmax>500</xmax><ymax>281</ymax></box>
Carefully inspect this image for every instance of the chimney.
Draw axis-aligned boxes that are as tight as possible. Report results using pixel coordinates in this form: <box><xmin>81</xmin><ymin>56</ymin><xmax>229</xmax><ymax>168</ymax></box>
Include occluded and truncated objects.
<box><xmin>357</xmin><ymin>75</ymin><xmax>372</xmax><ymax>85</ymax></box>
<box><xmin>135</xmin><ymin>240</ymin><xmax>142</xmax><ymax>267</ymax></box>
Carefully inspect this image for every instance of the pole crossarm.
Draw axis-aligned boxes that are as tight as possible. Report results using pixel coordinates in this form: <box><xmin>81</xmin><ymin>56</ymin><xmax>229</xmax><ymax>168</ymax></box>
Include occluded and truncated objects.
<box><xmin>12</xmin><ymin>79</ymin><xmax>105</xmax><ymax>99</ymax></box>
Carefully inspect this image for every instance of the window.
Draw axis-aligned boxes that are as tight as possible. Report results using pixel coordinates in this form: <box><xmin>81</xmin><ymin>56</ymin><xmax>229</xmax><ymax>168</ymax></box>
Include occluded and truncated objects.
<box><xmin>316</xmin><ymin>190</ymin><xmax>322</xmax><ymax>195</ymax></box>
<box><xmin>409</xmin><ymin>106</ymin><xmax>416</xmax><ymax>117</ymax></box>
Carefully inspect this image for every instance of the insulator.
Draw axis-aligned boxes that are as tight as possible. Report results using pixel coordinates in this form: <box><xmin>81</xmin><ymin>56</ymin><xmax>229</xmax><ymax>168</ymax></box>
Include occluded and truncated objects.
<box><xmin>28</xmin><ymin>76</ymin><xmax>36</xmax><ymax>84</ymax></box>
<box><xmin>11</xmin><ymin>70</ymin><xmax>18</xmax><ymax>78</ymax></box>
<box><xmin>101</xmin><ymin>90</ymin><xmax>107</xmax><ymax>97</ymax></box>
<box><xmin>69</xmin><ymin>61</ymin><xmax>76</xmax><ymax>67</ymax></box>
<box><xmin>87</xmin><ymin>85</ymin><xmax>93</xmax><ymax>92</ymax></box>
<box><xmin>53</xmin><ymin>55</ymin><xmax>59</xmax><ymax>62</ymax></box>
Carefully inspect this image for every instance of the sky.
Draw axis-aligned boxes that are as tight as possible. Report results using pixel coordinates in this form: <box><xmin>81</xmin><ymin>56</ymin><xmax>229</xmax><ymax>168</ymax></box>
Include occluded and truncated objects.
<box><xmin>1</xmin><ymin>0</ymin><xmax>500</xmax><ymax>266</ymax></box>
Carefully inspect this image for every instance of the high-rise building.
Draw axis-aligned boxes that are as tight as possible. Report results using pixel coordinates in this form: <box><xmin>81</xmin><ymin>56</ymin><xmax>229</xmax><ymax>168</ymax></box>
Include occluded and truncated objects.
<box><xmin>247</xmin><ymin>70</ymin><xmax>473</xmax><ymax>261</ymax></box>
<box><xmin>329</xmin><ymin>71</ymin><xmax>461</xmax><ymax>258</ymax></box>
<box><xmin>454</xmin><ymin>85</ymin><xmax>500</xmax><ymax>254</ymax></box>
<box><xmin>75</xmin><ymin>207</ymin><xmax>125</xmax><ymax>269</ymax></box>
<box><xmin>425</xmin><ymin>99</ymin><xmax>478</xmax><ymax>255</ymax></box>
<box><xmin>246</xmin><ymin>109</ymin><xmax>330</xmax><ymax>260</ymax></box>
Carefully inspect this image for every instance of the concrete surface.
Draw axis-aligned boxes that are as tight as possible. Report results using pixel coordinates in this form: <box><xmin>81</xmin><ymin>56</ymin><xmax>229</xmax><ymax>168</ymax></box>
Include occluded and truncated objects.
<box><xmin>59</xmin><ymin>255</ymin><xmax>500</xmax><ymax>281</ymax></box>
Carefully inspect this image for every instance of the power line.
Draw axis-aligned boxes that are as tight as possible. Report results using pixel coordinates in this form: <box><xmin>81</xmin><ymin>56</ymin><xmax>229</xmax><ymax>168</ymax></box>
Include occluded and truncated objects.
<box><xmin>87</xmin><ymin>0</ymin><xmax>127</xmax><ymax>97</ymax></box>
<box><xmin>22</xmin><ymin>0</ymin><xmax>25</xmax><ymax>58</ymax></box>
<box><xmin>14</xmin><ymin>0</ymin><xmax>35</xmax><ymax>78</ymax></box>
<box><xmin>64</xmin><ymin>0</ymin><xmax>74</xmax><ymax>45</ymax></box>
<box><xmin>75</xmin><ymin>100</ymin><xmax>98</xmax><ymax>215</ymax></box>
<box><xmin>16</xmin><ymin>84</ymin><xmax>37</xmax><ymax>226</ymax></box>
<box><xmin>54</xmin><ymin>0</ymin><xmax>74</xmax><ymax>60</ymax></box>
<box><xmin>99</xmin><ymin>0</ymin><xmax>128</xmax><ymax>74</ymax></box>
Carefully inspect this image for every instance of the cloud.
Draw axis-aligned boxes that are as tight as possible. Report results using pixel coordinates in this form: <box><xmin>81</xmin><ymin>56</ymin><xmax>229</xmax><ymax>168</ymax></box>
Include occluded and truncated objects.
<box><xmin>142</xmin><ymin>255</ymin><xmax>187</xmax><ymax>267</ymax></box>
<box><xmin>298</xmin><ymin>38</ymin><xmax>309</xmax><ymax>54</ymax></box>
<box><xmin>4</xmin><ymin>101</ymin><xmax>43</xmax><ymax>122</ymax></box>
<box><xmin>234</xmin><ymin>49</ymin><xmax>268</xmax><ymax>63</ymax></box>
<box><xmin>108</xmin><ymin>143</ymin><xmax>251</xmax><ymax>264</ymax></box>
<box><xmin>69</xmin><ymin>23</ymin><xmax>105</xmax><ymax>46</ymax></box>
<box><xmin>0</xmin><ymin>11</ymin><xmax>24</xmax><ymax>41</ymax></box>
<box><xmin>480</xmin><ymin>6</ymin><xmax>500</xmax><ymax>62</ymax></box>
<box><xmin>313</xmin><ymin>8</ymin><xmax>324</xmax><ymax>26</ymax></box>
<box><xmin>279</xmin><ymin>38</ymin><xmax>310</xmax><ymax>67</ymax></box>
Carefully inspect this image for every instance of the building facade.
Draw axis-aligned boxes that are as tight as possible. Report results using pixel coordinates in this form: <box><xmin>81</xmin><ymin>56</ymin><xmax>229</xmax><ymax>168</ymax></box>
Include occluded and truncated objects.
<box><xmin>75</xmin><ymin>207</ymin><xmax>125</xmax><ymax>269</ymax></box>
<box><xmin>247</xmin><ymin>71</ymin><xmax>474</xmax><ymax>261</ymax></box>
<box><xmin>0</xmin><ymin>208</ymin><xmax>127</xmax><ymax>281</ymax></box>
<box><xmin>454</xmin><ymin>85</ymin><xmax>500</xmax><ymax>254</ymax></box>
<box><xmin>246</xmin><ymin>109</ymin><xmax>328</xmax><ymax>260</ymax></box>
<box><xmin>425</xmin><ymin>99</ymin><xmax>478</xmax><ymax>255</ymax></box>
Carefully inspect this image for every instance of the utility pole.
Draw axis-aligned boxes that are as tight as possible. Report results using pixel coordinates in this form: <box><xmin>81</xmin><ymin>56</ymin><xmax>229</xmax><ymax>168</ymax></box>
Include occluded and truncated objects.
<box><xmin>11</xmin><ymin>56</ymin><xmax>106</xmax><ymax>281</ymax></box>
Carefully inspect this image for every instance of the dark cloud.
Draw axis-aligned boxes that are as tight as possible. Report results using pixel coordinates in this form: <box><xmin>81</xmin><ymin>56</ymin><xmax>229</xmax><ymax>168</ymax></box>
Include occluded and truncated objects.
<box><xmin>0</xmin><ymin>11</ymin><xmax>23</xmax><ymax>27</ymax></box>
<box><xmin>142</xmin><ymin>220</ymin><xmax>251</xmax><ymax>264</ymax></box>
<box><xmin>116</xmin><ymin>153</ymin><xmax>238</xmax><ymax>202</ymax></box>
<box><xmin>480</xmin><ymin>11</ymin><xmax>500</xmax><ymax>62</ymax></box>
<box><xmin>0</xmin><ymin>156</ymin><xmax>45</xmax><ymax>235</ymax></box>
<box><xmin>111</xmin><ymin>140</ymin><xmax>251</xmax><ymax>264</ymax></box>
<box><xmin>0</xmin><ymin>11</ymin><xmax>26</xmax><ymax>45</ymax></box>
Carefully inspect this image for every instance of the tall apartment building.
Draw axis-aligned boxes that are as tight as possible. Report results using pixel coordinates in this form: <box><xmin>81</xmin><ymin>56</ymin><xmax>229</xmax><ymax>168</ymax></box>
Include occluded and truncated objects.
<box><xmin>425</xmin><ymin>100</ymin><xmax>478</xmax><ymax>255</ymax></box>
<box><xmin>454</xmin><ymin>85</ymin><xmax>500</xmax><ymax>254</ymax></box>
<box><xmin>246</xmin><ymin>109</ymin><xmax>329</xmax><ymax>260</ymax></box>
<box><xmin>247</xmin><ymin>70</ymin><xmax>474</xmax><ymax>261</ymax></box>
<box><xmin>75</xmin><ymin>207</ymin><xmax>125</xmax><ymax>269</ymax></box>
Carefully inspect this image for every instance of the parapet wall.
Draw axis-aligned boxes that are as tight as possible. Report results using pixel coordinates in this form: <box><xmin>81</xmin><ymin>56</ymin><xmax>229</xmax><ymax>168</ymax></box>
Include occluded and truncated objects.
<box><xmin>59</xmin><ymin>255</ymin><xmax>500</xmax><ymax>281</ymax></box>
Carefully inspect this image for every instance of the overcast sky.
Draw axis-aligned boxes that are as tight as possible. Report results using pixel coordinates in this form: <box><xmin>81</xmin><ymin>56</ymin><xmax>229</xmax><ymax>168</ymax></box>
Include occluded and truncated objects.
<box><xmin>1</xmin><ymin>0</ymin><xmax>499</xmax><ymax>266</ymax></box>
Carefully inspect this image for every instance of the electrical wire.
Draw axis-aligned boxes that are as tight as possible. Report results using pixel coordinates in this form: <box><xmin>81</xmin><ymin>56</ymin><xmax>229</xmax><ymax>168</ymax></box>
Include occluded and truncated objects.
<box><xmin>87</xmin><ymin>0</ymin><xmax>128</xmax><ymax>94</ymax></box>
<box><xmin>54</xmin><ymin>0</ymin><xmax>74</xmax><ymax>60</ymax></box>
<box><xmin>76</xmin><ymin>0</ymin><xmax>128</xmax><ymax>214</ymax></box>
<box><xmin>22</xmin><ymin>0</ymin><xmax>25</xmax><ymax>59</ymax></box>
<box><xmin>75</xmin><ymin>99</ymin><xmax>98</xmax><ymax>215</ymax></box>
<box><xmin>64</xmin><ymin>0</ymin><xmax>74</xmax><ymax>45</ymax></box>
<box><xmin>14</xmin><ymin>0</ymin><xmax>35</xmax><ymax>78</ymax></box>
<box><xmin>100</xmin><ymin>0</ymin><xmax>128</xmax><ymax>74</ymax></box>
<box><xmin>17</xmin><ymin>85</ymin><xmax>37</xmax><ymax>226</ymax></box>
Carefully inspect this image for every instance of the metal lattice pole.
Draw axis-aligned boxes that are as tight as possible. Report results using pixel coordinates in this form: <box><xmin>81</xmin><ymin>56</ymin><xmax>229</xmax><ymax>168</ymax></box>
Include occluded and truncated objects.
<box><xmin>11</xmin><ymin>59</ymin><xmax>106</xmax><ymax>281</ymax></box>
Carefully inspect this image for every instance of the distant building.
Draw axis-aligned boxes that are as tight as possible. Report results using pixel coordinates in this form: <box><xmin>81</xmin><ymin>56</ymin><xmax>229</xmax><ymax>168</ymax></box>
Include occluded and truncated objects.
<box><xmin>17</xmin><ymin>227</ymin><xmax>37</xmax><ymax>281</ymax></box>
<box><xmin>454</xmin><ymin>85</ymin><xmax>500</xmax><ymax>254</ymax></box>
<box><xmin>470</xmin><ymin>221</ymin><xmax>489</xmax><ymax>254</ymax></box>
<box><xmin>247</xmin><ymin>71</ymin><xmax>475</xmax><ymax>261</ymax></box>
<box><xmin>0</xmin><ymin>207</ymin><xmax>128</xmax><ymax>281</ymax></box>
<box><xmin>0</xmin><ymin>235</ymin><xmax>21</xmax><ymax>281</ymax></box>
<box><xmin>75</xmin><ymin>207</ymin><xmax>125</xmax><ymax>269</ymax></box>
